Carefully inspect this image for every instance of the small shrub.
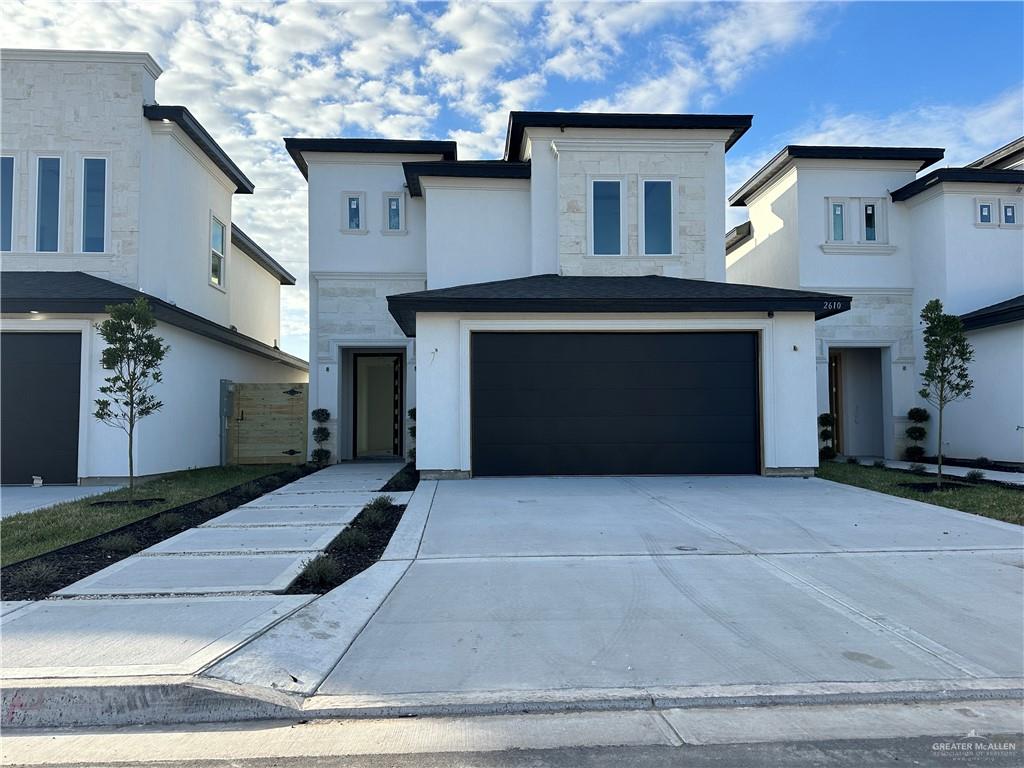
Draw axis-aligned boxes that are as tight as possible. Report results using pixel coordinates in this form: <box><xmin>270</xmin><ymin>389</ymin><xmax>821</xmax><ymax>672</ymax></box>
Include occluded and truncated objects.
<box><xmin>846</xmin><ymin>456</ymin><xmax>860</xmax><ymax>465</ymax></box>
<box><xmin>281</xmin><ymin>467</ymin><xmax>304</xmax><ymax>482</ymax></box>
<box><xmin>340</xmin><ymin>528</ymin><xmax>370</xmax><ymax>551</ymax></box>
<box><xmin>905</xmin><ymin>426</ymin><xmax>927</xmax><ymax>443</ymax></box>
<box><xmin>311</xmin><ymin>408</ymin><xmax>330</xmax><ymax>424</ymax></box>
<box><xmin>819</xmin><ymin>446</ymin><xmax>837</xmax><ymax>461</ymax></box>
<box><xmin>312</xmin><ymin>426</ymin><xmax>330</xmax><ymax>444</ymax></box>
<box><xmin>197</xmin><ymin>497</ymin><xmax>230</xmax><ymax>515</ymax></box>
<box><xmin>311</xmin><ymin>408</ymin><xmax>332</xmax><ymax>465</ymax></box>
<box><xmin>99</xmin><ymin>532</ymin><xmax>138</xmax><ymax>554</ymax></box>
<box><xmin>153</xmin><ymin>512</ymin><xmax>186</xmax><ymax>534</ymax></box>
<box><xmin>360</xmin><ymin>507</ymin><xmax>387</xmax><ymax>529</ymax></box>
<box><xmin>5</xmin><ymin>561</ymin><xmax>58</xmax><ymax>595</ymax></box>
<box><xmin>907</xmin><ymin>407</ymin><xmax>930</xmax><ymax>423</ymax></box>
<box><xmin>873</xmin><ymin>459</ymin><xmax>887</xmax><ymax>469</ymax></box>
<box><xmin>965</xmin><ymin>469</ymin><xmax>985</xmax><ymax>483</ymax></box>
<box><xmin>975</xmin><ymin>456</ymin><xmax>993</xmax><ymax>469</ymax></box>
<box><xmin>237</xmin><ymin>482</ymin><xmax>262</xmax><ymax>500</ymax></box>
<box><xmin>367</xmin><ymin>495</ymin><xmax>395</xmax><ymax>513</ymax></box>
<box><xmin>817</xmin><ymin>413</ymin><xmax>835</xmax><ymax>428</ymax></box>
<box><xmin>299</xmin><ymin>554</ymin><xmax>341</xmax><ymax>590</ymax></box>
<box><xmin>819</xmin><ymin>428</ymin><xmax>834</xmax><ymax>442</ymax></box>
<box><xmin>909</xmin><ymin>463</ymin><xmax>928</xmax><ymax>475</ymax></box>
<box><xmin>904</xmin><ymin>445</ymin><xmax>926</xmax><ymax>461</ymax></box>
<box><xmin>311</xmin><ymin>448</ymin><xmax>331</xmax><ymax>465</ymax></box>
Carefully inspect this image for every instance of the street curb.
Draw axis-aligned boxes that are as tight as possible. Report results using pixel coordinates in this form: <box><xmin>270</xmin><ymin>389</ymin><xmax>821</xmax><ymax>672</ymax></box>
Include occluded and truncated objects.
<box><xmin>3</xmin><ymin>675</ymin><xmax>1021</xmax><ymax>729</ymax></box>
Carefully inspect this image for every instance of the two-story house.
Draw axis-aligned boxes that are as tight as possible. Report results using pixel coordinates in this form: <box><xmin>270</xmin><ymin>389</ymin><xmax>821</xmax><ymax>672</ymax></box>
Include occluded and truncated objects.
<box><xmin>289</xmin><ymin>113</ymin><xmax>852</xmax><ymax>479</ymax></box>
<box><xmin>726</xmin><ymin>140</ymin><xmax>1024</xmax><ymax>463</ymax></box>
<box><xmin>0</xmin><ymin>49</ymin><xmax>307</xmax><ymax>485</ymax></box>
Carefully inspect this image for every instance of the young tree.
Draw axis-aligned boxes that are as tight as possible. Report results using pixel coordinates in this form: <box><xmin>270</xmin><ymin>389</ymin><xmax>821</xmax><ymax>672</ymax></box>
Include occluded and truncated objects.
<box><xmin>918</xmin><ymin>299</ymin><xmax>974</xmax><ymax>487</ymax></box>
<box><xmin>93</xmin><ymin>298</ymin><xmax>170</xmax><ymax>497</ymax></box>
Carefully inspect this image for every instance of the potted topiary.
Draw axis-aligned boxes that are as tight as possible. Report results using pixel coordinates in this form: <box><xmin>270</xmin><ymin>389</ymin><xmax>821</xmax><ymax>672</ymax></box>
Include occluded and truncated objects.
<box><xmin>818</xmin><ymin>413</ymin><xmax>837</xmax><ymax>460</ymax></box>
<box><xmin>311</xmin><ymin>408</ymin><xmax>332</xmax><ymax>465</ymax></box>
<box><xmin>904</xmin><ymin>407</ymin><xmax>929</xmax><ymax>461</ymax></box>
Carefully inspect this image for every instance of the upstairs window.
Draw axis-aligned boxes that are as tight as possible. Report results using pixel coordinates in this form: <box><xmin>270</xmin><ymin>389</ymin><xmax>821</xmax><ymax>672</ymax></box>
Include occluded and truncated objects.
<box><xmin>830</xmin><ymin>201</ymin><xmax>846</xmax><ymax>242</ymax></box>
<box><xmin>35</xmin><ymin>156</ymin><xmax>60</xmax><ymax>252</ymax></box>
<box><xmin>81</xmin><ymin>157</ymin><xmax>106</xmax><ymax>253</ymax></box>
<box><xmin>1001</xmin><ymin>200</ymin><xmax>1018</xmax><ymax>226</ymax></box>
<box><xmin>383</xmin><ymin>192</ymin><xmax>405</xmax><ymax>234</ymax></box>
<box><xmin>591</xmin><ymin>179</ymin><xmax>622</xmax><ymax>256</ymax></box>
<box><xmin>1</xmin><ymin>156</ymin><xmax>12</xmax><ymax>252</ymax></box>
<box><xmin>826</xmin><ymin>197</ymin><xmax>888</xmax><ymax>245</ymax></box>
<box><xmin>341</xmin><ymin>191</ymin><xmax>366</xmax><ymax>234</ymax></box>
<box><xmin>976</xmin><ymin>199</ymin><xmax>995</xmax><ymax>226</ymax></box>
<box><xmin>210</xmin><ymin>215</ymin><xmax>226</xmax><ymax>288</ymax></box>
<box><xmin>863</xmin><ymin>202</ymin><xmax>877</xmax><ymax>241</ymax></box>
<box><xmin>642</xmin><ymin>179</ymin><xmax>673</xmax><ymax>256</ymax></box>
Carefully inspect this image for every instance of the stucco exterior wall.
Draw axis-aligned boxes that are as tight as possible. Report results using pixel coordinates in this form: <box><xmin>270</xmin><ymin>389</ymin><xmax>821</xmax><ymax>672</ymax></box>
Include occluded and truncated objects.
<box><xmin>228</xmin><ymin>253</ymin><xmax>282</xmax><ymax>346</ymax></box>
<box><xmin>0</xmin><ymin>51</ymin><xmax>155</xmax><ymax>286</ymax></box>
<box><xmin>415</xmin><ymin>311</ymin><xmax>819</xmax><ymax>474</ymax></box>
<box><xmin>726</xmin><ymin>167</ymin><xmax>800</xmax><ymax>289</ymax></box>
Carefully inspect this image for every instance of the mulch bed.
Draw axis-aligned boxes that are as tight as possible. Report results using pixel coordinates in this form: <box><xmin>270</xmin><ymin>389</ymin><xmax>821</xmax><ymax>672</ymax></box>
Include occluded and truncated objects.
<box><xmin>899</xmin><ymin>481</ymin><xmax>976</xmax><ymax>494</ymax></box>
<box><xmin>286</xmin><ymin>499</ymin><xmax>407</xmax><ymax>595</ymax></box>
<box><xmin>0</xmin><ymin>464</ymin><xmax>317</xmax><ymax>601</ymax></box>
<box><xmin>919</xmin><ymin>456</ymin><xmax>1022</xmax><ymax>474</ymax></box>
<box><xmin>380</xmin><ymin>461</ymin><xmax>419</xmax><ymax>493</ymax></box>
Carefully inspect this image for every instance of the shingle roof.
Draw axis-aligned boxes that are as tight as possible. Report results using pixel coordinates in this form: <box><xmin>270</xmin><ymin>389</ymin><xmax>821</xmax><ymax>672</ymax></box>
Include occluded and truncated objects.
<box><xmin>144</xmin><ymin>105</ymin><xmax>254</xmax><ymax>194</ymax></box>
<box><xmin>386</xmin><ymin>274</ymin><xmax>851</xmax><ymax>336</ymax></box>
<box><xmin>231</xmin><ymin>224</ymin><xmax>296</xmax><ymax>285</ymax></box>
<box><xmin>403</xmin><ymin>161</ymin><xmax>531</xmax><ymax>197</ymax></box>
<box><xmin>889</xmin><ymin>168</ymin><xmax>1024</xmax><ymax>201</ymax></box>
<box><xmin>729</xmin><ymin>146</ymin><xmax>945</xmax><ymax>206</ymax></box>
<box><xmin>1</xmin><ymin>272</ymin><xmax>307</xmax><ymax>370</ymax></box>
<box><xmin>967</xmin><ymin>137</ymin><xmax>1024</xmax><ymax>170</ymax></box>
<box><xmin>960</xmin><ymin>294</ymin><xmax>1024</xmax><ymax>331</ymax></box>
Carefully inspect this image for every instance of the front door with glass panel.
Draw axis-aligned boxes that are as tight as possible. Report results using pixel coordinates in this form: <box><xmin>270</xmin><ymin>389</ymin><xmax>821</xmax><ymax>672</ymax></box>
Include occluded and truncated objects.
<box><xmin>353</xmin><ymin>353</ymin><xmax>403</xmax><ymax>458</ymax></box>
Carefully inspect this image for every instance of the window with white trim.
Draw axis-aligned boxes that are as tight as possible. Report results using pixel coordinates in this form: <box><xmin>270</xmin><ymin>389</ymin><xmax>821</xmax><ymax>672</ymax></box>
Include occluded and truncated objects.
<box><xmin>1</xmin><ymin>156</ymin><xmax>13</xmax><ymax>252</ymax></box>
<box><xmin>828</xmin><ymin>199</ymin><xmax>847</xmax><ymax>242</ymax></box>
<box><xmin>1000</xmin><ymin>199</ymin><xmax>1020</xmax><ymax>227</ymax></box>
<box><xmin>210</xmin><ymin>215</ymin><xmax>226</xmax><ymax>288</ymax></box>
<box><xmin>641</xmin><ymin>179</ymin><xmax>673</xmax><ymax>256</ymax></box>
<box><xmin>35</xmin><ymin>156</ymin><xmax>61</xmax><ymax>252</ymax></box>
<box><xmin>81</xmin><ymin>157</ymin><xmax>107</xmax><ymax>253</ymax></box>
<box><xmin>976</xmin><ymin>198</ymin><xmax>996</xmax><ymax>226</ymax></box>
<box><xmin>591</xmin><ymin>178</ymin><xmax>623</xmax><ymax>256</ymax></box>
<box><xmin>826</xmin><ymin>197</ymin><xmax>888</xmax><ymax>244</ymax></box>
<box><xmin>383</xmin><ymin>192</ymin><xmax>405</xmax><ymax>234</ymax></box>
<box><xmin>341</xmin><ymin>191</ymin><xmax>366</xmax><ymax>233</ymax></box>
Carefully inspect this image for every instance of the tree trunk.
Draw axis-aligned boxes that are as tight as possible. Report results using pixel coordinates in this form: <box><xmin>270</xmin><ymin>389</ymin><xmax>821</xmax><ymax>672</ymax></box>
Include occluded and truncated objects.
<box><xmin>936</xmin><ymin>405</ymin><xmax>943</xmax><ymax>489</ymax></box>
<box><xmin>128</xmin><ymin>422</ymin><xmax>135</xmax><ymax>501</ymax></box>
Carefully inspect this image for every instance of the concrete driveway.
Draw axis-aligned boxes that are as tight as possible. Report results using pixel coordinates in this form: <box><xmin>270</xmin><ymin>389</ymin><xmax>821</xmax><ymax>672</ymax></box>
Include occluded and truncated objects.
<box><xmin>317</xmin><ymin>476</ymin><xmax>1023</xmax><ymax>699</ymax></box>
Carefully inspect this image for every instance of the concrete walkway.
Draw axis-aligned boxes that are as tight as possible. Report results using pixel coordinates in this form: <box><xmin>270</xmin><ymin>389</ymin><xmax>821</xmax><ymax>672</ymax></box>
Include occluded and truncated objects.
<box><xmin>0</xmin><ymin>484</ymin><xmax>123</xmax><ymax>518</ymax></box>
<box><xmin>1</xmin><ymin>462</ymin><xmax>405</xmax><ymax>683</ymax></box>
<box><xmin>879</xmin><ymin>459</ymin><xmax>1024</xmax><ymax>486</ymax></box>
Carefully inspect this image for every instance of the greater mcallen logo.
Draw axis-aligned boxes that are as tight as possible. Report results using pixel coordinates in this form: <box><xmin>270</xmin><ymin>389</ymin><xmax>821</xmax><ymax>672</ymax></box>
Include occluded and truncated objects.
<box><xmin>932</xmin><ymin>730</ymin><xmax>1019</xmax><ymax>760</ymax></box>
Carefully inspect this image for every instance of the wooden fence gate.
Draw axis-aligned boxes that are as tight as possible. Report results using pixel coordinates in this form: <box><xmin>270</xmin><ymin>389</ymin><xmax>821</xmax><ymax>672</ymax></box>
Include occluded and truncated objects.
<box><xmin>221</xmin><ymin>381</ymin><xmax>308</xmax><ymax>465</ymax></box>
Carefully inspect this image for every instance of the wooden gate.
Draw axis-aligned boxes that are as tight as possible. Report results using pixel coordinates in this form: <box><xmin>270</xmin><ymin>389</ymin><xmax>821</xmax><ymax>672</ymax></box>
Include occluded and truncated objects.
<box><xmin>222</xmin><ymin>382</ymin><xmax>307</xmax><ymax>465</ymax></box>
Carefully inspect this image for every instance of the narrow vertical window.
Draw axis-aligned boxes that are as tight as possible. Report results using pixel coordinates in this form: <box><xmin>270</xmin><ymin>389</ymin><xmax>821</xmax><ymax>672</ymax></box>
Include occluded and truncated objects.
<box><xmin>643</xmin><ymin>180</ymin><xmax>672</xmax><ymax>255</ymax></box>
<box><xmin>979</xmin><ymin>202</ymin><xmax>992</xmax><ymax>224</ymax></box>
<box><xmin>593</xmin><ymin>180</ymin><xmax>621</xmax><ymax>255</ymax></box>
<box><xmin>82</xmin><ymin>158</ymin><xmax>106</xmax><ymax>252</ymax></box>
<box><xmin>36</xmin><ymin>157</ymin><xmax>60</xmax><ymax>252</ymax></box>
<box><xmin>386</xmin><ymin>195</ymin><xmax>402</xmax><ymax>231</ymax></box>
<box><xmin>1003</xmin><ymin>203</ymin><xmax>1017</xmax><ymax>225</ymax></box>
<box><xmin>863</xmin><ymin>203</ymin><xmax>876</xmax><ymax>242</ymax></box>
<box><xmin>210</xmin><ymin>215</ymin><xmax>225</xmax><ymax>287</ymax></box>
<box><xmin>831</xmin><ymin>202</ymin><xmax>845</xmax><ymax>242</ymax></box>
<box><xmin>348</xmin><ymin>196</ymin><xmax>361</xmax><ymax>230</ymax></box>
<box><xmin>1</xmin><ymin>156</ymin><xmax>13</xmax><ymax>252</ymax></box>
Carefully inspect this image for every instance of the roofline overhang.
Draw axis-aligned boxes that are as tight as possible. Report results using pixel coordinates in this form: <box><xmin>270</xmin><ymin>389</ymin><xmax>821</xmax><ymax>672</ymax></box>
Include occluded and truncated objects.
<box><xmin>890</xmin><ymin>168</ymin><xmax>1024</xmax><ymax>202</ymax></box>
<box><xmin>725</xmin><ymin>221</ymin><xmax>753</xmax><ymax>254</ymax></box>
<box><xmin>960</xmin><ymin>295</ymin><xmax>1024</xmax><ymax>331</ymax></box>
<box><xmin>283</xmin><ymin>138</ymin><xmax>458</xmax><ymax>180</ymax></box>
<box><xmin>230</xmin><ymin>224</ymin><xmax>296</xmax><ymax>285</ymax></box>
<box><xmin>729</xmin><ymin>145</ymin><xmax>945</xmax><ymax>207</ymax></box>
<box><xmin>402</xmin><ymin>161</ymin><xmax>531</xmax><ymax>197</ymax></box>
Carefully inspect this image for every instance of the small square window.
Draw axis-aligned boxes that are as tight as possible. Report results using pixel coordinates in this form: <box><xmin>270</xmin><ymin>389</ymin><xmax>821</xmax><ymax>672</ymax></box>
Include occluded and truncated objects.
<box><xmin>1002</xmin><ymin>203</ymin><xmax>1017</xmax><ymax>226</ymax></box>
<box><xmin>976</xmin><ymin>198</ymin><xmax>996</xmax><ymax>226</ymax></box>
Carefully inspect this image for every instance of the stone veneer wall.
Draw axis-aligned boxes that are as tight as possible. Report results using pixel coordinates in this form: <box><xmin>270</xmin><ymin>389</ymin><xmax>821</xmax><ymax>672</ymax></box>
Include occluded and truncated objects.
<box><xmin>314</xmin><ymin>275</ymin><xmax>424</xmax><ymax>361</ymax></box>
<box><xmin>0</xmin><ymin>57</ymin><xmax>148</xmax><ymax>287</ymax></box>
<box><xmin>556</xmin><ymin>148</ymin><xmax>707</xmax><ymax>278</ymax></box>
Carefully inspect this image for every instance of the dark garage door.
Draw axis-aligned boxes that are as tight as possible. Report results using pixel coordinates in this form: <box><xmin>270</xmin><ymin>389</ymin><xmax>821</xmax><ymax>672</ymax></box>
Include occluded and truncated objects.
<box><xmin>1</xmin><ymin>332</ymin><xmax>81</xmax><ymax>484</ymax></box>
<box><xmin>471</xmin><ymin>332</ymin><xmax>759</xmax><ymax>476</ymax></box>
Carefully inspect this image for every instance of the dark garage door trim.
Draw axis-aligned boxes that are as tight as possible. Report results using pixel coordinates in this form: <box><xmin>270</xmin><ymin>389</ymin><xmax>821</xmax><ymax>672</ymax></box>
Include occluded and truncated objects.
<box><xmin>470</xmin><ymin>331</ymin><xmax>762</xmax><ymax>477</ymax></box>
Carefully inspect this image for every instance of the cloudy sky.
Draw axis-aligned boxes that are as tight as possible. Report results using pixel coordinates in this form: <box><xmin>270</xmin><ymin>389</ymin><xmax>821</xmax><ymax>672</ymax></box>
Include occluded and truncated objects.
<box><xmin>4</xmin><ymin>1</ymin><xmax>1022</xmax><ymax>357</ymax></box>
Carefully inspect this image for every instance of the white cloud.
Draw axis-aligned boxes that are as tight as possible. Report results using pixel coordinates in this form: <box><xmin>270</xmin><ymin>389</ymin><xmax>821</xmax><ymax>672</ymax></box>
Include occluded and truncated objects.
<box><xmin>578</xmin><ymin>41</ymin><xmax>704</xmax><ymax>113</ymax></box>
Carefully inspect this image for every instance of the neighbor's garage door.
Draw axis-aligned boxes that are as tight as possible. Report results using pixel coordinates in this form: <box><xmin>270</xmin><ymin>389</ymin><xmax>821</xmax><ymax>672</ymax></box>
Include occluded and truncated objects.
<box><xmin>471</xmin><ymin>332</ymin><xmax>759</xmax><ymax>476</ymax></box>
<box><xmin>1</xmin><ymin>332</ymin><xmax>82</xmax><ymax>484</ymax></box>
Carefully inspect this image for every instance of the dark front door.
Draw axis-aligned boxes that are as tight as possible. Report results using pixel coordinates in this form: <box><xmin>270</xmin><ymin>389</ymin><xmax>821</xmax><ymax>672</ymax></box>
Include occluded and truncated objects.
<box><xmin>353</xmin><ymin>353</ymin><xmax>403</xmax><ymax>459</ymax></box>
<box><xmin>471</xmin><ymin>332</ymin><xmax>760</xmax><ymax>476</ymax></box>
<box><xmin>1</xmin><ymin>332</ymin><xmax>82</xmax><ymax>484</ymax></box>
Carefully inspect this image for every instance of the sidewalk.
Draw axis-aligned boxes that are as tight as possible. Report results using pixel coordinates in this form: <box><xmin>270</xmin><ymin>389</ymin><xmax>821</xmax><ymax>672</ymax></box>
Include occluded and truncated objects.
<box><xmin>0</xmin><ymin>462</ymin><xmax>406</xmax><ymax>688</ymax></box>
<box><xmin>879</xmin><ymin>459</ymin><xmax>1024</xmax><ymax>486</ymax></box>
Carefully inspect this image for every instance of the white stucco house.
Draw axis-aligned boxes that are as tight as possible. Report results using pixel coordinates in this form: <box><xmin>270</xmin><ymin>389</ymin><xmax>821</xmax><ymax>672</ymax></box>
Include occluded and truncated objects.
<box><xmin>727</xmin><ymin>138</ymin><xmax>1024</xmax><ymax>463</ymax></box>
<box><xmin>0</xmin><ymin>49</ymin><xmax>307</xmax><ymax>485</ymax></box>
<box><xmin>289</xmin><ymin>113</ymin><xmax>853</xmax><ymax>478</ymax></box>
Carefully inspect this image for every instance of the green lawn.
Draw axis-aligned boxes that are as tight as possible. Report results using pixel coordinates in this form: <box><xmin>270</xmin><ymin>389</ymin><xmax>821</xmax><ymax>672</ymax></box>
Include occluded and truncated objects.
<box><xmin>817</xmin><ymin>462</ymin><xmax>1024</xmax><ymax>526</ymax></box>
<box><xmin>1</xmin><ymin>465</ymin><xmax>291</xmax><ymax>566</ymax></box>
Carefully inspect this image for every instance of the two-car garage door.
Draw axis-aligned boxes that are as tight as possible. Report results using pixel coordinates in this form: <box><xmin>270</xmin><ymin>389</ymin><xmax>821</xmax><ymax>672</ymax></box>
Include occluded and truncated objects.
<box><xmin>471</xmin><ymin>332</ymin><xmax>759</xmax><ymax>476</ymax></box>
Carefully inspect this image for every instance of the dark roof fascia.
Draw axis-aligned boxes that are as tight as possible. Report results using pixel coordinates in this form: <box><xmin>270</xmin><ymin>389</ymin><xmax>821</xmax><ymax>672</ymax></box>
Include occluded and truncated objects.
<box><xmin>959</xmin><ymin>294</ymin><xmax>1024</xmax><ymax>331</ymax></box>
<box><xmin>504</xmin><ymin>112</ymin><xmax>753</xmax><ymax>160</ymax></box>
<box><xmin>230</xmin><ymin>224</ymin><xmax>296</xmax><ymax>285</ymax></box>
<box><xmin>890</xmin><ymin>168</ymin><xmax>1024</xmax><ymax>202</ymax></box>
<box><xmin>386</xmin><ymin>275</ymin><xmax>851</xmax><ymax>337</ymax></box>
<box><xmin>403</xmin><ymin>161</ymin><xmax>531</xmax><ymax>197</ymax></box>
<box><xmin>966</xmin><ymin>137</ymin><xmax>1024</xmax><ymax>169</ymax></box>
<box><xmin>725</xmin><ymin>221</ymin><xmax>753</xmax><ymax>253</ymax></box>
<box><xmin>1</xmin><ymin>273</ymin><xmax>307</xmax><ymax>371</ymax></box>
<box><xmin>730</xmin><ymin>145</ymin><xmax>946</xmax><ymax>207</ymax></box>
<box><xmin>144</xmin><ymin>105</ymin><xmax>254</xmax><ymax>194</ymax></box>
<box><xmin>283</xmin><ymin>138</ymin><xmax>458</xmax><ymax>180</ymax></box>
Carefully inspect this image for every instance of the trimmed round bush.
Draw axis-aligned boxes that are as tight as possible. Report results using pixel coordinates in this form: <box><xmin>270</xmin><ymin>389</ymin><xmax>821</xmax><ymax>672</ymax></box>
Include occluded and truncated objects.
<box><xmin>817</xmin><ymin>413</ymin><xmax>835</xmax><ymax>428</ymax></box>
<box><xmin>904</xmin><ymin>445</ymin><xmax>926</xmax><ymax>461</ymax></box>
<box><xmin>311</xmin><ymin>408</ymin><xmax>330</xmax><ymax>424</ymax></box>
<box><xmin>905</xmin><ymin>425</ymin><xmax>927</xmax><ymax>442</ymax></box>
<box><xmin>311</xmin><ymin>448</ymin><xmax>331</xmax><ymax>465</ymax></box>
<box><xmin>965</xmin><ymin>469</ymin><xmax>985</xmax><ymax>483</ymax></box>
<box><xmin>975</xmin><ymin>456</ymin><xmax>993</xmax><ymax>468</ymax></box>
<box><xmin>907</xmin><ymin>407</ymin><xmax>930</xmax><ymax>423</ymax></box>
<box><xmin>819</xmin><ymin>428</ymin><xmax>834</xmax><ymax>442</ymax></box>
<box><xmin>819</xmin><ymin>446</ymin><xmax>837</xmax><ymax>461</ymax></box>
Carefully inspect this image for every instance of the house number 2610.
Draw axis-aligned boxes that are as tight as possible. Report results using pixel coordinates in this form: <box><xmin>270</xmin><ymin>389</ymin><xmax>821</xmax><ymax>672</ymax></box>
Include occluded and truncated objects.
<box><xmin>823</xmin><ymin>301</ymin><xmax>844</xmax><ymax>310</ymax></box>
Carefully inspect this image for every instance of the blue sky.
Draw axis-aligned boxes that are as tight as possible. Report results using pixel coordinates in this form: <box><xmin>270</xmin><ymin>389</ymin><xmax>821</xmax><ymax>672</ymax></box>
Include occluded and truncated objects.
<box><xmin>4</xmin><ymin>1</ymin><xmax>1022</xmax><ymax>357</ymax></box>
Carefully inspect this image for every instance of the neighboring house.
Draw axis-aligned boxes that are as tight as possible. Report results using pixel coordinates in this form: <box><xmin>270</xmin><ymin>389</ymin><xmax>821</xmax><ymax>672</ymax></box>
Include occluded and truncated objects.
<box><xmin>0</xmin><ymin>49</ymin><xmax>306</xmax><ymax>485</ymax></box>
<box><xmin>727</xmin><ymin>138</ymin><xmax>1024</xmax><ymax>462</ymax></box>
<box><xmin>289</xmin><ymin>113</ymin><xmax>851</xmax><ymax>478</ymax></box>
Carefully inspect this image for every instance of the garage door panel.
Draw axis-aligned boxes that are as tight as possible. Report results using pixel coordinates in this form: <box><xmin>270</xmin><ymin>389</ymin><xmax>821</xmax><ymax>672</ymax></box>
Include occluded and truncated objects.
<box><xmin>1</xmin><ymin>332</ymin><xmax>82</xmax><ymax>484</ymax></box>
<box><xmin>471</xmin><ymin>332</ymin><xmax>760</xmax><ymax>476</ymax></box>
<box><xmin>474</xmin><ymin>386</ymin><xmax>757</xmax><ymax>419</ymax></box>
